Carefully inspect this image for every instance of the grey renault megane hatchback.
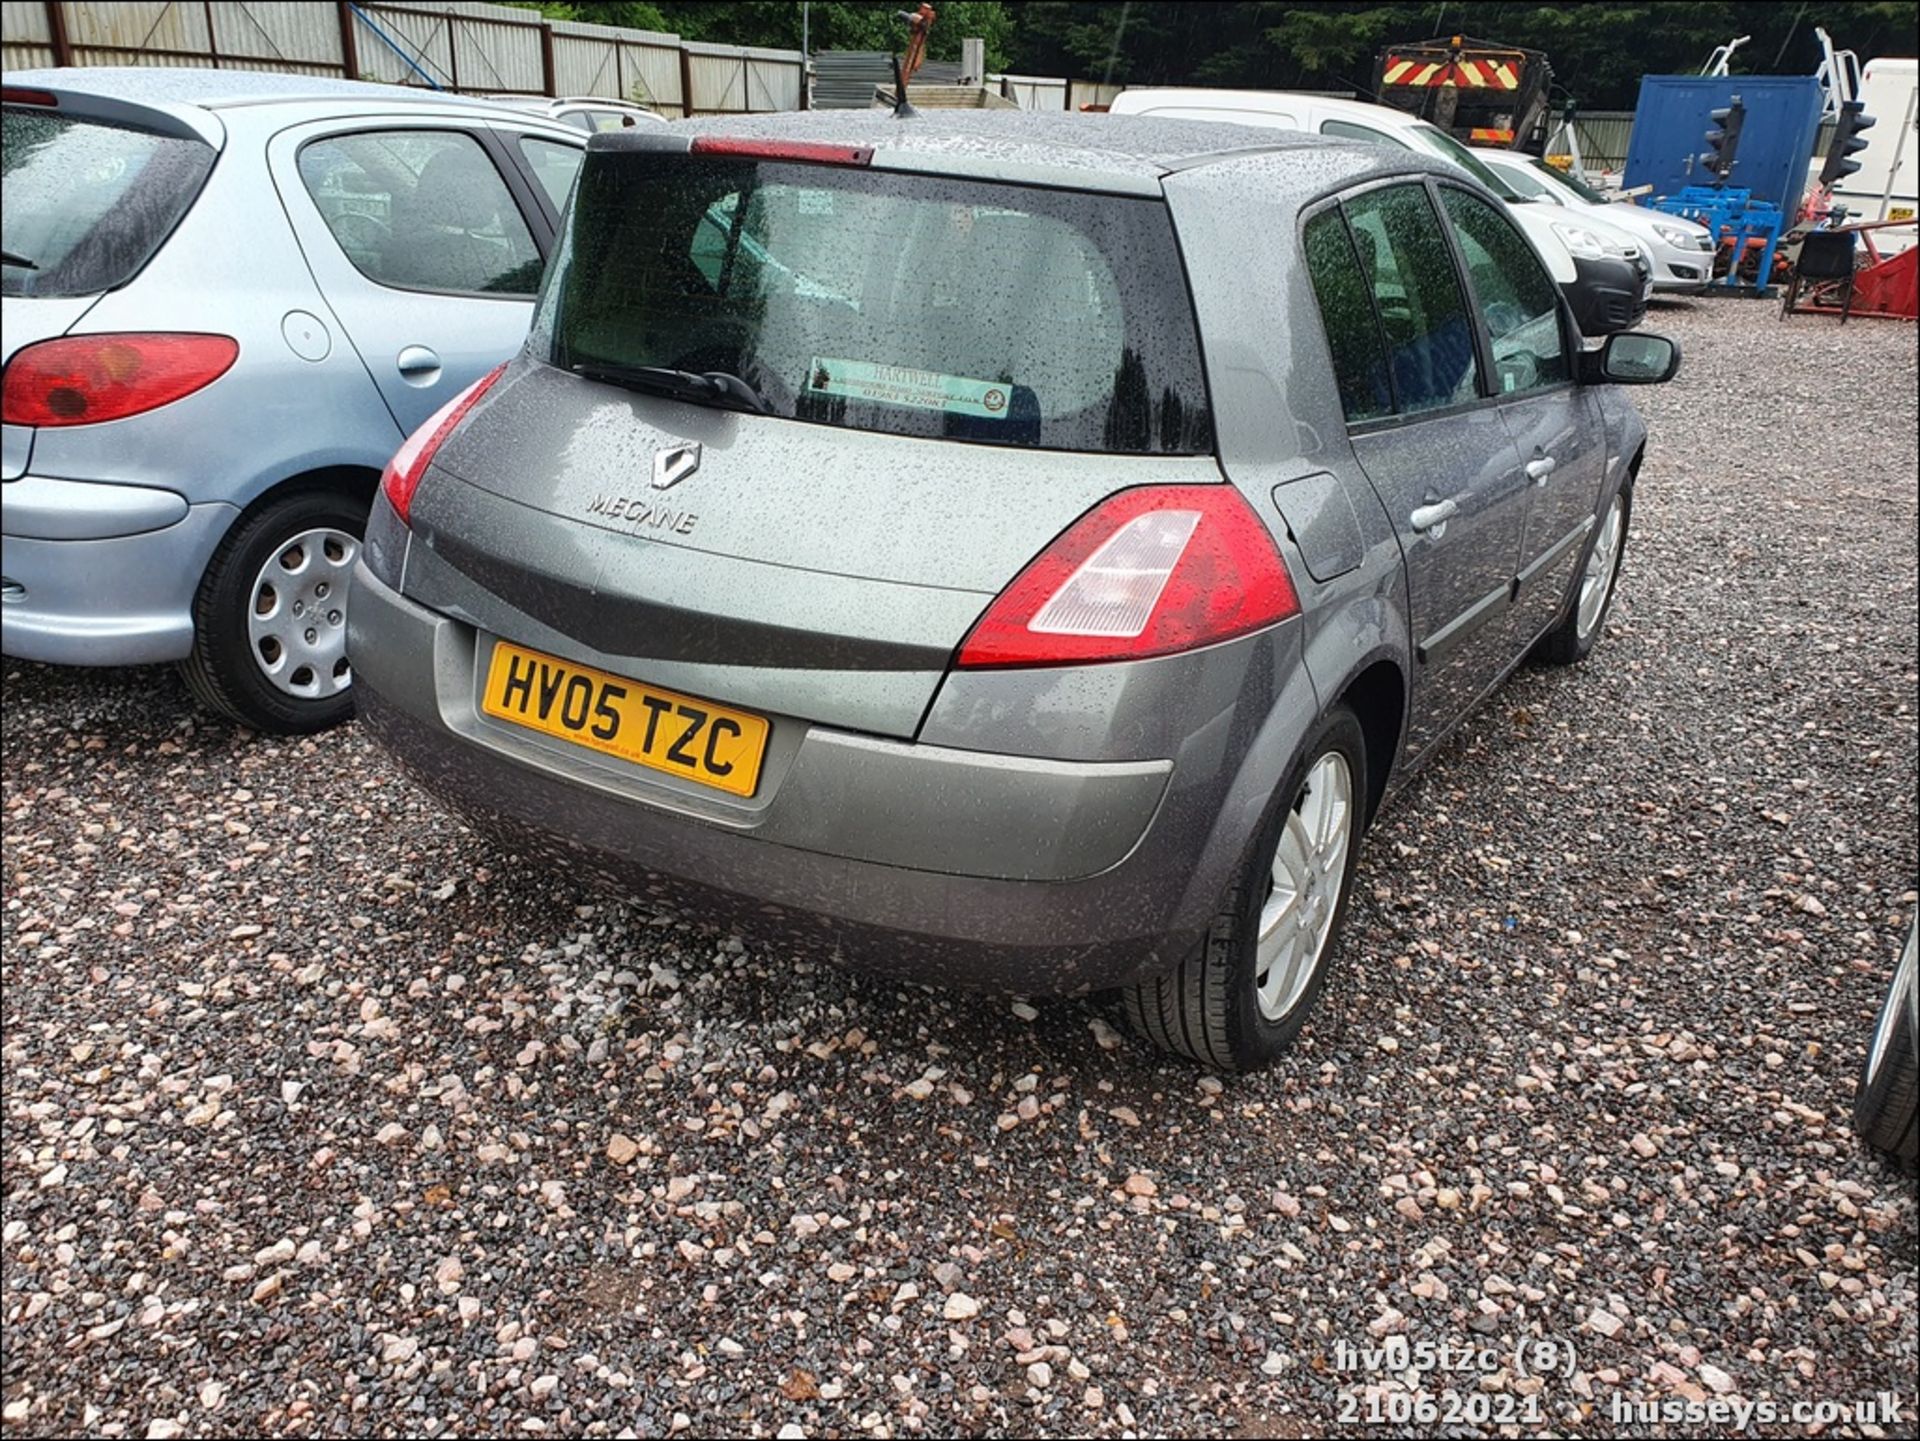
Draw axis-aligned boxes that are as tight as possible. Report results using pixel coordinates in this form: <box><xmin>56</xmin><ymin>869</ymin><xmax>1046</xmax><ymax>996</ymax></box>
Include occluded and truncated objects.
<box><xmin>348</xmin><ymin>110</ymin><xmax>1678</xmax><ymax>1071</ymax></box>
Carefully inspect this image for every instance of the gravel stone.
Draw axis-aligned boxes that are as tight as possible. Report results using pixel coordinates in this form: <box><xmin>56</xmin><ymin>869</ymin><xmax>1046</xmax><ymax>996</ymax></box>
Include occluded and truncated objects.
<box><xmin>1</xmin><ymin>301</ymin><xmax>1913</xmax><ymax>1436</ymax></box>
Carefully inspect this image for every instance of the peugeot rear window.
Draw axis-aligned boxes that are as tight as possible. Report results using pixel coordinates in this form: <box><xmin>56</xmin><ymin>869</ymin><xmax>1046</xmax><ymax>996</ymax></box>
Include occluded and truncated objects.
<box><xmin>1</xmin><ymin>107</ymin><xmax>215</xmax><ymax>299</ymax></box>
<box><xmin>534</xmin><ymin>153</ymin><xmax>1216</xmax><ymax>454</ymax></box>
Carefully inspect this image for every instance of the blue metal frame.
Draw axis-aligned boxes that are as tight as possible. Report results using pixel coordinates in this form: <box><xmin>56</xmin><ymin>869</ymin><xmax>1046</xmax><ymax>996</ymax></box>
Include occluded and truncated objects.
<box><xmin>1653</xmin><ymin>186</ymin><xmax>1784</xmax><ymax>296</ymax></box>
<box><xmin>347</xmin><ymin>2</ymin><xmax>442</xmax><ymax>90</ymax></box>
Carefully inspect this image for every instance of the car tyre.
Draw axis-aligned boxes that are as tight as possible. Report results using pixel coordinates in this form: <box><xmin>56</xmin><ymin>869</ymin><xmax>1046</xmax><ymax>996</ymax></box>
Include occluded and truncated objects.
<box><xmin>1535</xmin><ymin>483</ymin><xmax>1631</xmax><ymax>666</ymax></box>
<box><xmin>179</xmin><ymin>488</ymin><xmax>367</xmax><ymax>734</ymax></box>
<box><xmin>1123</xmin><ymin>705</ymin><xmax>1368</xmax><ymax>1073</ymax></box>
<box><xmin>1854</xmin><ymin>926</ymin><xmax>1918</xmax><ymax>1174</ymax></box>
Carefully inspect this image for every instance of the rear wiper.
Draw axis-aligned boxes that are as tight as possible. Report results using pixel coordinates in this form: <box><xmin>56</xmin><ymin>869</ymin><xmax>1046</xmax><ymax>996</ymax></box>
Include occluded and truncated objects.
<box><xmin>570</xmin><ymin>361</ymin><xmax>772</xmax><ymax>415</ymax></box>
<box><xmin>1</xmin><ymin>249</ymin><xmax>38</xmax><ymax>270</ymax></box>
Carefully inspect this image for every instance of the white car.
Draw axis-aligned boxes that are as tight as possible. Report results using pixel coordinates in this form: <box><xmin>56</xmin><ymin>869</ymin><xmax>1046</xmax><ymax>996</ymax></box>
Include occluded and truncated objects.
<box><xmin>1110</xmin><ymin>88</ymin><xmax>1653</xmax><ymax>333</ymax></box>
<box><xmin>1473</xmin><ymin>149</ymin><xmax>1715</xmax><ymax>294</ymax></box>
<box><xmin>484</xmin><ymin>95</ymin><xmax>666</xmax><ymax>133</ymax></box>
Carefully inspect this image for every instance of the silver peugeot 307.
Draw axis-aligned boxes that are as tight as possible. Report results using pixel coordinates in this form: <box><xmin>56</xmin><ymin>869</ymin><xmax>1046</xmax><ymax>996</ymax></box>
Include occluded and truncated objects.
<box><xmin>349</xmin><ymin>111</ymin><xmax>1679</xmax><ymax>1071</ymax></box>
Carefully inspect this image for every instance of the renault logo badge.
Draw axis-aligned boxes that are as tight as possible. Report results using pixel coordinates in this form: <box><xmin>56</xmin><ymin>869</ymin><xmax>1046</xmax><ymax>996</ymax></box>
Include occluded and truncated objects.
<box><xmin>652</xmin><ymin>441</ymin><xmax>701</xmax><ymax>490</ymax></box>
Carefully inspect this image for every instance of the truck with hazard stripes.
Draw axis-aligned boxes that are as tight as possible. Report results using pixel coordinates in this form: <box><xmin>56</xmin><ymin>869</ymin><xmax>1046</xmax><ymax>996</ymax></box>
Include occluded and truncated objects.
<box><xmin>1373</xmin><ymin>34</ymin><xmax>1554</xmax><ymax>152</ymax></box>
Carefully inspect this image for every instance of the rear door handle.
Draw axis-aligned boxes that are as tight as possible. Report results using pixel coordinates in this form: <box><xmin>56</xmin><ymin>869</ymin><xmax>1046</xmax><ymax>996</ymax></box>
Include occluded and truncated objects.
<box><xmin>1410</xmin><ymin>498</ymin><xmax>1459</xmax><ymax>536</ymax></box>
<box><xmin>1526</xmin><ymin>456</ymin><xmax>1557</xmax><ymax>485</ymax></box>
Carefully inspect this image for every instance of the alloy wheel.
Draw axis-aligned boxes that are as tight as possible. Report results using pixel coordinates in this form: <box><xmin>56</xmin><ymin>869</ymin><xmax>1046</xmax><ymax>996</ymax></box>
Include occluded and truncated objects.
<box><xmin>1254</xmin><ymin>750</ymin><xmax>1354</xmax><ymax>1022</ymax></box>
<box><xmin>1577</xmin><ymin>494</ymin><xmax>1625</xmax><ymax>643</ymax></box>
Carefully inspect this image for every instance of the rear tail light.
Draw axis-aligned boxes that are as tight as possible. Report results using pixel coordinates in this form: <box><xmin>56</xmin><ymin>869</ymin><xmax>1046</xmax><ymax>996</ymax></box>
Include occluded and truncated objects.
<box><xmin>380</xmin><ymin>363</ymin><xmax>506</xmax><ymax>528</ymax></box>
<box><xmin>956</xmin><ymin>485</ymin><xmax>1300</xmax><ymax>668</ymax></box>
<box><xmin>1</xmin><ymin>87</ymin><xmax>57</xmax><ymax>107</ymax></box>
<box><xmin>1</xmin><ymin>334</ymin><xmax>238</xmax><ymax>427</ymax></box>
<box><xmin>688</xmin><ymin>136</ymin><xmax>873</xmax><ymax>166</ymax></box>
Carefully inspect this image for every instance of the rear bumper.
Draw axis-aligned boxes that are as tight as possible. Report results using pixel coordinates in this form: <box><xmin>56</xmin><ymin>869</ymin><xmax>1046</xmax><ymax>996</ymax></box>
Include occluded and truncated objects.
<box><xmin>348</xmin><ymin>562</ymin><xmax>1208</xmax><ymax>992</ymax></box>
<box><xmin>0</xmin><ymin>483</ymin><xmax>235</xmax><ymax>665</ymax></box>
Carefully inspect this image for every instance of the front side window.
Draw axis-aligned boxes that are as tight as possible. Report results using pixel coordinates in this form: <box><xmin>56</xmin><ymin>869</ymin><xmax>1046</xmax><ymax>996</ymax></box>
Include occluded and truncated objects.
<box><xmin>1413</xmin><ymin>123</ymin><xmax>1523</xmax><ymax>201</ymax></box>
<box><xmin>1439</xmin><ymin>187</ymin><xmax>1569</xmax><ymax>395</ymax></box>
<box><xmin>2</xmin><ymin>107</ymin><xmax>215</xmax><ymax>298</ymax></box>
<box><xmin>1342</xmin><ymin>184</ymin><xmax>1482</xmax><ymax>414</ymax></box>
<box><xmin>1490</xmin><ymin>162</ymin><xmax>1556</xmax><ymax>202</ymax></box>
<box><xmin>1302</xmin><ymin>209</ymin><xmax>1393</xmax><ymax>422</ymax></box>
<box><xmin>1536</xmin><ymin>160</ymin><xmax>1609</xmax><ymax>204</ymax></box>
<box><xmin>537</xmin><ymin>153</ymin><xmax>1215</xmax><ymax>454</ymax></box>
<box><xmin>297</xmin><ymin>129</ymin><xmax>541</xmax><ymax>296</ymax></box>
<box><xmin>518</xmin><ymin>135</ymin><xmax>584</xmax><ymax>212</ymax></box>
<box><xmin>1321</xmin><ymin>118</ymin><xmax>1409</xmax><ymax>149</ymax></box>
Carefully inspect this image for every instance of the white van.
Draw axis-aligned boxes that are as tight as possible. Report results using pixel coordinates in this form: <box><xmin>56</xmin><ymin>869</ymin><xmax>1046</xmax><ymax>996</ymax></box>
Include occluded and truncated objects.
<box><xmin>1830</xmin><ymin>57</ymin><xmax>1917</xmax><ymax>255</ymax></box>
<box><xmin>1110</xmin><ymin>88</ymin><xmax>1653</xmax><ymax>333</ymax></box>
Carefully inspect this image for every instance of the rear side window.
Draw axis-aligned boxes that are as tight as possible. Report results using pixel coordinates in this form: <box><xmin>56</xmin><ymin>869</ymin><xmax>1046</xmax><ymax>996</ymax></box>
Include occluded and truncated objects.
<box><xmin>518</xmin><ymin>135</ymin><xmax>584</xmax><ymax>212</ymax></box>
<box><xmin>537</xmin><ymin>154</ymin><xmax>1215</xmax><ymax>455</ymax></box>
<box><xmin>296</xmin><ymin>129</ymin><xmax>541</xmax><ymax>296</ymax></box>
<box><xmin>1302</xmin><ymin>210</ymin><xmax>1393</xmax><ymax>422</ymax></box>
<box><xmin>1438</xmin><ymin>187</ymin><xmax>1569</xmax><ymax>395</ymax></box>
<box><xmin>1342</xmin><ymin>184</ymin><xmax>1482</xmax><ymax>414</ymax></box>
<box><xmin>1</xmin><ymin>107</ymin><xmax>214</xmax><ymax>299</ymax></box>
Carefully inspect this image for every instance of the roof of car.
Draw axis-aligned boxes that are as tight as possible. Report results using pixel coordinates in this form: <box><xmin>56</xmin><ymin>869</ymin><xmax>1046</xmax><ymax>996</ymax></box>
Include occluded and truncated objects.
<box><xmin>637</xmin><ymin>107</ymin><xmax>1398</xmax><ymax>190</ymax></box>
<box><xmin>1113</xmin><ymin>88</ymin><xmax>1428</xmax><ymax>129</ymax></box>
<box><xmin>6</xmin><ymin>66</ymin><xmax>529</xmax><ymax>113</ymax></box>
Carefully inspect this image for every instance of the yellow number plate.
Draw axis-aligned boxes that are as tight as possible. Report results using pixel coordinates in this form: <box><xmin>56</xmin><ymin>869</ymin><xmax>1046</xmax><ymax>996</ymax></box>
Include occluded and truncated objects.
<box><xmin>1889</xmin><ymin>206</ymin><xmax>1916</xmax><ymax>222</ymax></box>
<box><xmin>481</xmin><ymin>640</ymin><xmax>768</xmax><ymax>797</ymax></box>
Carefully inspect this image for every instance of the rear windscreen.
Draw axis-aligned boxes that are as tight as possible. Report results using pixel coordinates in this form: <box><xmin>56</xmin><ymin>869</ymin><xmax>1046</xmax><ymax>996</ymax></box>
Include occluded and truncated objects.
<box><xmin>2</xmin><ymin>107</ymin><xmax>215</xmax><ymax>299</ymax></box>
<box><xmin>535</xmin><ymin>153</ymin><xmax>1216</xmax><ymax>455</ymax></box>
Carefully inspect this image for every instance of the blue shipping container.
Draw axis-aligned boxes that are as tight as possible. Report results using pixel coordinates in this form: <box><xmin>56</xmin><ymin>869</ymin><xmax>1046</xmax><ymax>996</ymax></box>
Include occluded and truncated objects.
<box><xmin>1623</xmin><ymin>74</ymin><xmax>1824</xmax><ymax>206</ymax></box>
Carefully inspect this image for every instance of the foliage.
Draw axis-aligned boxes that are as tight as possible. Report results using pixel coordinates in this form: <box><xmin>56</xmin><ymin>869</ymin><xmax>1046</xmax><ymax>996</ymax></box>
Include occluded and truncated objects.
<box><xmin>505</xmin><ymin>2</ymin><xmax>1920</xmax><ymax>109</ymax></box>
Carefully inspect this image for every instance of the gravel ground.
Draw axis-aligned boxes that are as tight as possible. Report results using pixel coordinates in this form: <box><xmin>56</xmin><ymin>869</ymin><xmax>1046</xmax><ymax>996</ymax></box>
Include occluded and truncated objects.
<box><xmin>4</xmin><ymin>299</ymin><xmax>1916</xmax><ymax>1439</ymax></box>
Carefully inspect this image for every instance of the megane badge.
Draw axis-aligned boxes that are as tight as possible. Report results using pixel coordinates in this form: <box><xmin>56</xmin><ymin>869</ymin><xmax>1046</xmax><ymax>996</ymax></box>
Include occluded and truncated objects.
<box><xmin>652</xmin><ymin>441</ymin><xmax>701</xmax><ymax>490</ymax></box>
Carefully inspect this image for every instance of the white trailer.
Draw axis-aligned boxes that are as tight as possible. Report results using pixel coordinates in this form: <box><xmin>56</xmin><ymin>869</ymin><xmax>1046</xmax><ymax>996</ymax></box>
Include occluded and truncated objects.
<box><xmin>1830</xmin><ymin>56</ymin><xmax>1918</xmax><ymax>255</ymax></box>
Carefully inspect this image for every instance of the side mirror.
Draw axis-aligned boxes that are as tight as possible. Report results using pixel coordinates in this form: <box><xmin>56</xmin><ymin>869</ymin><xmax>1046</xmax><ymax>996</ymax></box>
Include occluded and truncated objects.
<box><xmin>1584</xmin><ymin>331</ymin><xmax>1681</xmax><ymax>385</ymax></box>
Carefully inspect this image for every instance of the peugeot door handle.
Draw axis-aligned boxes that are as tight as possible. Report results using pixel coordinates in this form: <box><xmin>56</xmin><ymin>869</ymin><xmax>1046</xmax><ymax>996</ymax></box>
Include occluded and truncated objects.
<box><xmin>395</xmin><ymin>345</ymin><xmax>443</xmax><ymax>385</ymax></box>
<box><xmin>1410</xmin><ymin>498</ymin><xmax>1459</xmax><ymax>536</ymax></box>
<box><xmin>1526</xmin><ymin>456</ymin><xmax>1557</xmax><ymax>485</ymax></box>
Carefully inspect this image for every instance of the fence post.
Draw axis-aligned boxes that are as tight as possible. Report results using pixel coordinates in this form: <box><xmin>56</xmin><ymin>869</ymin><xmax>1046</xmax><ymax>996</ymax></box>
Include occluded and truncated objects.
<box><xmin>44</xmin><ymin>0</ymin><xmax>71</xmax><ymax>67</ymax></box>
<box><xmin>679</xmin><ymin>44</ymin><xmax>694</xmax><ymax>117</ymax></box>
<box><xmin>203</xmin><ymin>0</ymin><xmax>222</xmax><ymax>68</ymax></box>
<box><xmin>539</xmin><ymin>18</ymin><xmax>557</xmax><ymax>97</ymax></box>
<box><xmin>336</xmin><ymin>0</ymin><xmax>359</xmax><ymax>79</ymax></box>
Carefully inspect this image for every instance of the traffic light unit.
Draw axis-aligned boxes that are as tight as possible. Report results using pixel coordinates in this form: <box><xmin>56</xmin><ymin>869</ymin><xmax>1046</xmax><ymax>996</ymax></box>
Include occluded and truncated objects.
<box><xmin>1699</xmin><ymin>96</ymin><xmax>1747</xmax><ymax>183</ymax></box>
<box><xmin>1820</xmin><ymin>98</ymin><xmax>1877</xmax><ymax>187</ymax></box>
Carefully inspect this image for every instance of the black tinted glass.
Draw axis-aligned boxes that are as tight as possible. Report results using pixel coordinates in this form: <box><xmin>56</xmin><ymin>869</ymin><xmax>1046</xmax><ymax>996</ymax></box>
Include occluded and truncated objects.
<box><xmin>297</xmin><ymin>130</ymin><xmax>542</xmax><ymax>296</ymax></box>
<box><xmin>2</xmin><ymin>108</ymin><xmax>214</xmax><ymax>298</ymax></box>
<box><xmin>1303</xmin><ymin>210</ymin><xmax>1393</xmax><ymax>422</ymax></box>
<box><xmin>536</xmin><ymin>153</ymin><xmax>1215</xmax><ymax>454</ymax></box>
<box><xmin>1343</xmin><ymin>184</ymin><xmax>1482</xmax><ymax>414</ymax></box>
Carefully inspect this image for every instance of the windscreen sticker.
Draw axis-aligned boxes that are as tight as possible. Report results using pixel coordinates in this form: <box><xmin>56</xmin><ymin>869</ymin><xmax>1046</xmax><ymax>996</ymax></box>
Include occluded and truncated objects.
<box><xmin>805</xmin><ymin>358</ymin><xmax>1011</xmax><ymax>420</ymax></box>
